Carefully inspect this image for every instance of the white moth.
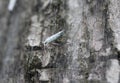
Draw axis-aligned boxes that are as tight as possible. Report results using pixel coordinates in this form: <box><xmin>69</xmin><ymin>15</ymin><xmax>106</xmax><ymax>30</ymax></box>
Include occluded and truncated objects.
<box><xmin>43</xmin><ymin>30</ymin><xmax>64</xmax><ymax>45</ymax></box>
<box><xmin>8</xmin><ymin>0</ymin><xmax>17</xmax><ymax>11</ymax></box>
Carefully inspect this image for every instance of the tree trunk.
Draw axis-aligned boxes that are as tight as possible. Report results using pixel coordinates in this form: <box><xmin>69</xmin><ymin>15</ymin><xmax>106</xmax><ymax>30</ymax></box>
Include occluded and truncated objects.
<box><xmin>0</xmin><ymin>0</ymin><xmax>120</xmax><ymax>83</ymax></box>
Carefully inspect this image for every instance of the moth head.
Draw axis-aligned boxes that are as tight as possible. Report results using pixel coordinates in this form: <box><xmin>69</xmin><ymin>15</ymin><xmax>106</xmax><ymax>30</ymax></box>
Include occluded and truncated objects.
<box><xmin>43</xmin><ymin>41</ymin><xmax>48</xmax><ymax>46</ymax></box>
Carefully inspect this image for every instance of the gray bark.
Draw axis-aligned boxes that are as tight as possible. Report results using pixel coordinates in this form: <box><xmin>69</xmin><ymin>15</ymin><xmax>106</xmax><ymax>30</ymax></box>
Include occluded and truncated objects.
<box><xmin>0</xmin><ymin>0</ymin><xmax>120</xmax><ymax>83</ymax></box>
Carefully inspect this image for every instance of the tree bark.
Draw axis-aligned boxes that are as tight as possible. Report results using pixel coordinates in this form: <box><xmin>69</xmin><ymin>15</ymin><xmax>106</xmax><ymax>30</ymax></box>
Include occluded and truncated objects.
<box><xmin>0</xmin><ymin>0</ymin><xmax>120</xmax><ymax>83</ymax></box>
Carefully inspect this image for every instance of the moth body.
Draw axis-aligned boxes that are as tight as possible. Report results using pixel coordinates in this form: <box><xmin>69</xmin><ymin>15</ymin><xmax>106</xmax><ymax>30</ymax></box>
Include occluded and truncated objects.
<box><xmin>8</xmin><ymin>0</ymin><xmax>17</xmax><ymax>11</ymax></box>
<box><xmin>43</xmin><ymin>30</ymin><xmax>64</xmax><ymax>45</ymax></box>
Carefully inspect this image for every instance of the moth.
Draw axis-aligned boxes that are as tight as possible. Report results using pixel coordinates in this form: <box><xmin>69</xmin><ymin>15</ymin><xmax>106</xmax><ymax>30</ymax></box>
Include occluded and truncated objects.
<box><xmin>25</xmin><ymin>30</ymin><xmax>64</xmax><ymax>51</ymax></box>
<box><xmin>8</xmin><ymin>0</ymin><xmax>17</xmax><ymax>11</ymax></box>
<box><xmin>43</xmin><ymin>30</ymin><xmax>64</xmax><ymax>45</ymax></box>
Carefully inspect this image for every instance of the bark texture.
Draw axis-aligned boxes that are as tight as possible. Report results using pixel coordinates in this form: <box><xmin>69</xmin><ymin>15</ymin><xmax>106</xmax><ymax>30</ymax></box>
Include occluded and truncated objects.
<box><xmin>0</xmin><ymin>0</ymin><xmax>120</xmax><ymax>83</ymax></box>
